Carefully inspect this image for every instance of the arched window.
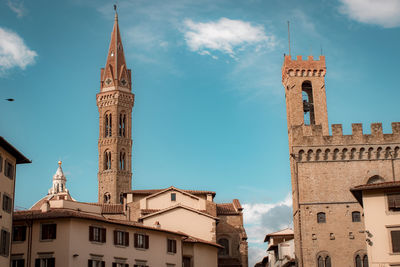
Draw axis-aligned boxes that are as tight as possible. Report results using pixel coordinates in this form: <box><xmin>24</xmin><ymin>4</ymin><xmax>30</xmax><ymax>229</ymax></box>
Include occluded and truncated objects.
<box><xmin>119</xmin><ymin>113</ymin><xmax>126</xmax><ymax>137</ymax></box>
<box><xmin>104</xmin><ymin>113</ymin><xmax>112</xmax><ymax>137</ymax></box>
<box><xmin>354</xmin><ymin>250</ymin><xmax>368</xmax><ymax>267</ymax></box>
<box><xmin>352</xmin><ymin>211</ymin><xmax>361</xmax><ymax>222</ymax></box>
<box><xmin>119</xmin><ymin>151</ymin><xmax>125</xmax><ymax>170</ymax></box>
<box><xmin>104</xmin><ymin>192</ymin><xmax>111</xmax><ymax>203</ymax></box>
<box><xmin>302</xmin><ymin>81</ymin><xmax>315</xmax><ymax>125</ymax></box>
<box><xmin>367</xmin><ymin>175</ymin><xmax>385</xmax><ymax>184</ymax></box>
<box><xmin>119</xmin><ymin>193</ymin><xmax>124</xmax><ymax>204</ymax></box>
<box><xmin>363</xmin><ymin>255</ymin><xmax>368</xmax><ymax>267</ymax></box>
<box><xmin>104</xmin><ymin>150</ymin><xmax>112</xmax><ymax>170</ymax></box>
<box><xmin>218</xmin><ymin>238</ymin><xmax>229</xmax><ymax>256</ymax></box>
<box><xmin>316</xmin><ymin>253</ymin><xmax>331</xmax><ymax>267</ymax></box>
<box><xmin>317</xmin><ymin>212</ymin><xmax>326</xmax><ymax>223</ymax></box>
<box><xmin>355</xmin><ymin>255</ymin><xmax>362</xmax><ymax>267</ymax></box>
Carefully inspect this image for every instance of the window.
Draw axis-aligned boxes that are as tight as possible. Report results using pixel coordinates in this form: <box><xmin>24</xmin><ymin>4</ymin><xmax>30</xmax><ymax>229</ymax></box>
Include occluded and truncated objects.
<box><xmin>119</xmin><ymin>193</ymin><xmax>124</xmax><ymax>204</ymax></box>
<box><xmin>119</xmin><ymin>113</ymin><xmax>126</xmax><ymax>137</ymax></box>
<box><xmin>41</xmin><ymin>224</ymin><xmax>56</xmax><ymax>240</ymax></box>
<box><xmin>355</xmin><ymin>255</ymin><xmax>362</xmax><ymax>267</ymax></box>
<box><xmin>134</xmin><ymin>261</ymin><xmax>148</xmax><ymax>267</ymax></box>
<box><xmin>2</xmin><ymin>194</ymin><xmax>12</xmax><ymax>213</ymax></box>
<box><xmin>11</xmin><ymin>259</ymin><xmax>25</xmax><ymax>267</ymax></box>
<box><xmin>391</xmin><ymin>230</ymin><xmax>400</xmax><ymax>253</ymax></box>
<box><xmin>388</xmin><ymin>193</ymin><xmax>400</xmax><ymax>212</ymax></box>
<box><xmin>0</xmin><ymin>229</ymin><xmax>10</xmax><ymax>257</ymax></box>
<box><xmin>112</xmin><ymin>263</ymin><xmax>128</xmax><ymax>267</ymax></box>
<box><xmin>0</xmin><ymin>154</ymin><xmax>3</xmax><ymax>173</ymax></box>
<box><xmin>88</xmin><ymin>259</ymin><xmax>105</xmax><ymax>267</ymax></box>
<box><xmin>34</xmin><ymin>258</ymin><xmax>55</xmax><ymax>267</ymax></box>
<box><xmin>171</xmin><ymin>193</ymin><xmax>176</xmax><ymax>201</ymax></box>
<box><xmin>355</xmin><ymin>253</ymin><xmax>369</xmax><ymax>267</ymax></box>
<box><xmin>317</xmin><ymin>255</ymin><xmax>331</xmax><ymax>267</ymax></box>
<box><xmin>317</xmin><ymin>212</ymin><xmax>326</xmax><ymax>223</ymax></box>
<box><xmin>4</xmin><ymin>160</ymin><xmax>14</xmax><ymax>179</ymax></box>
<box><xmin>119</xmin><ymin>151</ymin><xmax>125</xmax><ymax>170</ymax></box>
<box><xmin>12</xmin><ymin>226</ymin><xmax>26</xmax><ymax>242</ymax></box>
<box><xmin>352</xmin><ymin>211</ymin><xmax>361</xmax><ymax>222</ymax></box>
<box><xmin>218</xmin><ymin>238</ymin><xmax>229</xmax><ymax>255</ymax></box>
<box><xmin>114</xmin><ymin>230</ymin><xmax>129</xmax><ymax>246</ymax></box>
<box><xmin>104</xmin><ymin>151</ymin><xmax>112</xmax><ymax>170</ymax></box>
<box><xmin>104</xmin><ymin>113</ymin><xmax>112</xmax><ymax>137</ymax></box>
<box><xmin>302</xmin><ymin>81</ymin><xmax>315</xmax><ymax>125</ymax></box>
<box><xmin>167</xmin><ymin>238</ymin><xmax>177</xmax><ymax>253</ymax></box>
<box><xmin>183</xmin><ymin>257</ymin><xmax>191</xmax><ymax>267</ymax></box>
<box><xmin>363</xmin><ymin>255</ymin><xmax>369</xmax><ymax>267</ymax></box>
<box><xmin>89</xmin><ymin>226</ymin><xmax>106</xmax><ymax>243</ymax></box>
<box><xmin>103</xmin><ymin>193</ymin><xmax>111</xmax><ymax>204</ymax></box>
<box><xmin>134</xmin><ymin>233</ymin><xmax>149</xmax><ymax>249</ymax></box>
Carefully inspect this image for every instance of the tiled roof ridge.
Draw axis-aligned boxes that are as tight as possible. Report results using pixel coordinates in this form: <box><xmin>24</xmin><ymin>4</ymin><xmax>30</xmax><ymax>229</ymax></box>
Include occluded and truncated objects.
<box><xmin>216</xmin><ymin>202</ymin><xmax>240</xmax><ymax>215</ymax></box>
<box><xmin>126</xmin><ymin>187</ymin><xmax>216</xmax><ymax>196</ymax></box>
<box><xmin>351</xmin><ymin>181</ymin><xmax>400</xmax><ymax>190</ymax></box>
<box><xmin>140</xmin><ymin>204</ymin><xmax>219</xmax><ymax>220</ymax></box>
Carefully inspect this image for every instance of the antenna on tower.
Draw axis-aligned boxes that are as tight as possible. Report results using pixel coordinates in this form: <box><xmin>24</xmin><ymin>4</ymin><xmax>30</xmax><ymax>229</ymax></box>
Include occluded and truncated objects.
<box><xmin>114</xmin><ymin>4</ymin><xmax>117</xmax><ymax>11</ymax></box>
<box><xmin>320</xmin><ymin>44</ymin><xmax>323</xmax><ymax>55</ymax></box>
<box><xmin>287</xmin><ymin>21</ymin><xmax>291</xmax><ymax>56</ymax></box>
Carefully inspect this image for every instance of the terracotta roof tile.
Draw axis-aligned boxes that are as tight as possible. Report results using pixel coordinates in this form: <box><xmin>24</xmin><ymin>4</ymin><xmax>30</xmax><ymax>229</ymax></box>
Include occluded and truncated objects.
<box><xmin>13</xmin><ymin>209</ymin><xmax>186</xmax><ymax>236</ymax></box>
<box><xmin>84</xmin><ymin>203</ymin><xmax>124</xmax><ymax>214</ymax></box>
<box><xmin>233</xmin><ymin>199</ymin><xmax>243</xmax><ymax>211</ymax></box>
<box><xmin>183</xmin><ymin>236</ymin><xmax>223</xmax><ymax>248</ymax></box>
<box><xmin>216</xmin><ymin>203</ymin><xmax>239</xmax><ymax>215</ymax></box>
<box><xmin>351</xmin><ymin>181</ymin><xmax>400</xmax><ymax>191</ymax></box>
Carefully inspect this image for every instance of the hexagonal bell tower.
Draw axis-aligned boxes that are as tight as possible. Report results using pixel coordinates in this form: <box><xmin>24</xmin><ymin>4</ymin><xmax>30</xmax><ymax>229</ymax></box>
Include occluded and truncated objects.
<box><xmin>97</xmin><ymin>10</ymin><xmax>134</xmax><ymax>204</ymax></box>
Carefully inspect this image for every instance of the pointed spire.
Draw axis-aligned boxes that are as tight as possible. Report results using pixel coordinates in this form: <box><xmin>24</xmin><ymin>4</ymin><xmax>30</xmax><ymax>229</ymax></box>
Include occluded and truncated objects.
<box><xmin>49</xmin><ymin>161</ymin><xmax>68</xmax><ymax>195</ymax></box>
<box><xmin>100</xmin><ymin>5</ymin><xmax>132</xmax><ymax>91</ymax></box>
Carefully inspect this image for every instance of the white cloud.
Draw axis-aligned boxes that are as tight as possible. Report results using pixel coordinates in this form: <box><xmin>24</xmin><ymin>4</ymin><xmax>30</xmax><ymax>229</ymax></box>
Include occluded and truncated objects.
<box><xmin>243</xmin><ymin>194</ymin><xmax>293</xmax><ymax>266</ymax></box>
<box><xmin>0</xmin><ymin>27</ymin><xmax>37</xmax><ymax>73</ymax></box>
<box><xmin>7</xmin><ymin>0</ymin><xmax>27</xmax><ymax>18</ymax></box>
<box><xmin>183</xmin><ymin>18</ymin><xmax>275</xmax><ymax>58</ymax></box>
<box><xmin>339</xmin><ymin>0</ymin><xmax>400</xmax><ymax>28</ymax></box>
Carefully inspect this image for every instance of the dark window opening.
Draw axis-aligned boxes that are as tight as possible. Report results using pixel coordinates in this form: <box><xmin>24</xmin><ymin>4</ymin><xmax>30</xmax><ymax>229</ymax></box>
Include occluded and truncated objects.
<box><xmin>89</xmin><ymin>226</ymin><xmax>106</xmax><ymax>243</ymax></box>
<box><xmin>88</xmin><ymin>259</ymin><xmax>105</xmax><ymax>267</ymax></box>
<box><xmin>391</xmin><ymin>230</ymin><xmax>400</xmax><ymax>253</ymax></box>
<box><xmin>119</xmin><ymin>114</ymin><xmax>126</xmax><ymax>137</ymax></box>
<box><xmin>2</xmin><ymin>194</ymin><xmax>12</xmax><ymax>213</ymax></box>
<box><xmin>171</xmin><ymin>193</ymin><xmax>176</xmax><ymax>201</ymax></box>
<box><xmin>12</xmin><ymin>226</ymin><xmax>26</xmax><ymax>242</ymax></box>
<box><xmin>104</xmin><ymin>151</ymin><xmax>112</xmax><ymax>170</ymax></box>
<box><xmin>104</xmin><ymin>193</ymin><xmax>111</xmax><ymax>204</ymax></box>
<box><xmin>35</xmin><ymin>258</ymin><xmax>55</xmax><ymax>267</ymax></box>
<box><xmin>4</xmin><ymin>160</ymin><xmax>14</xmax><ymax>179</ymax></box>
<box><xmin>0</xmin><ymin>229</ymin><xmax>10</xmax><ymax>256</ymax></box>
<box><xmin>114</xmin><ymin>230</ymin><xmax>129</xmax><ymax>246</ymax></box>
<box><xmin>104</xmin><ymin>113</ymin><xmax>112</xmax><ymax>137</ymax></box>
<box><xmin>167</xmin><ymin>239</ymin><xmax>176</xmax><ymax>253</ymax></box>
<box><xmin>134</xmin><ymin>233</ymin><xmax>149</xmax><ymax>249</ymax></box>
<box><xmin>352</xmin><ymin>211</ymin><xmax>361</xmax><ymax>222</ymax></box>
<box><xmin>388</xmin><ymin>193</ymin><xmax>400</xmax><ymax>212</ymax></box>
<box><xmin>302</xmin><ymin>81</ymin><xmax>315</xmax><ymax>125</ymax></box>
<box><xmin>41</xmin><ymin>224</ymin><xmax>56</xmax><ymax>240</ymax></box>
<box><xmin>317</xmin><ymin>212</ymin><xmax>326</xmax><ymax>223</ymax></box>
<box><xmin>218</xmin><ymin>238</ymin><xmax>229</xmax><ymax>256</ymax></box>
<box><xmin>11</xmin><ymin>259</ymin><xmax>25</xmax><ymax>267</ymax></box>
<box><xmin>119</xmin><ymin>152</ymin><xmax>125</xmax><ymax>170</ymax></box>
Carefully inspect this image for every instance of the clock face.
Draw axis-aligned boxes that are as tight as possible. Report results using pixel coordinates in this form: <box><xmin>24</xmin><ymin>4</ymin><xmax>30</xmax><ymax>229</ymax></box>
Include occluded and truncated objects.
<box><xmin>105</xmin><ymin>78</ymin><xmax>112</xmax><ymax>86</ymax></box>
<box><xmin>121</xmin><ymin>79</ymin><xmax>127</xmax><ymax>86</ymax></box>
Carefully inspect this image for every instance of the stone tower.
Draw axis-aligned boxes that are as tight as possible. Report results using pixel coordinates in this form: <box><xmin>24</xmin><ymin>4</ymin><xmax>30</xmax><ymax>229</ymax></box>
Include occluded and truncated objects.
<box><xmin>97</xmin><ymin>11</ymin><xmax>134</xmax><ymax>204</ymax></box>
<box><xmin>283</xmin><ymin>55</ymin><xmax>400</xmax><ymax>266</ymax></box>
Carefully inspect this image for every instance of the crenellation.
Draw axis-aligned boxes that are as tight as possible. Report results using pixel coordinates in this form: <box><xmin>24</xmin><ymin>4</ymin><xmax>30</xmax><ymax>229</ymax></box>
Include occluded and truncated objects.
<box><xmin>371</xmin><ymin>123</ymin><xmax>383</xmax><ymax>137</ymax></box>
<box><xmin>332</xmin><ymin>124</ymin><xmax>343</xmax><ymax>136</ymax></box>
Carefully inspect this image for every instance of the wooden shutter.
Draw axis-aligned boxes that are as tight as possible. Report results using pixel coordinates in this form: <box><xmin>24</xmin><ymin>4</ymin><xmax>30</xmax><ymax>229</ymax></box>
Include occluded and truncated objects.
<box><xmin>125</xmin><ymin>232</ymin><xmax>129</xmax><ymax>246</ymax></box>
<box><xmin>89</xmin><ymin>226</ymin><xmax>94</xmax><ymax>241</ymax></box>
<box><xmin>52</xmin><ymin>224</ymin><xmax>56</xmax><ymax>239</ymax></box>
<box><xmin>145</xmin><ymin>235</ymin><xmax>149</xmax><ymax>249</ymax></box>
<box><xmin>391</xmin><ymin>230</ymin><xmax>400</xmax><ymax>252</ymax></box>
<box><xmin>101</xmin><ymin>228</ymin><xmax>106</xmax><ymax>243</ymax></box>
<box><xmin>35</xmin><ymin>259</ymin><xmax>40</xmax><ymax>267</ymax></box>
<box><xmin>134</xmin><ymin>233</ymin><xmax>138</xmax><ymax>248</ymax></box>
<box><xmin>48</xmin><ymin>258</ymin><xmax>55</xmax><ymax>267</ymax></box>
<box><xmin>173</xmin><ymin>240</ymin><xmax>177</xmax><ymax>253</ymax></box>
<box><xmin>114</xmin><ymin>230</ymin><xmax>118</xmax><ymax>245</ymax></box>
<box><xmin>88</xmin><ymin>259</ymin><xmax>93</xmax><ymax>267</ymax></box>
<box><xmin>5</xmin><ymin>231</ymin><xmax>10</xmax><ymax>256</ymax></box>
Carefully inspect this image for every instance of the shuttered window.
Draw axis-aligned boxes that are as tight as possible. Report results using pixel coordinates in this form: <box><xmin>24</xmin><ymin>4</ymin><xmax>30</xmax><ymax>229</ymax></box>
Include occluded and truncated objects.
<box><xmin>2</xmin><ymin>194</ymin><xmax>12</xmax><ymax>213</ymax></box>
<box><xmin>88</xmin><ymin>259</ymin><xmax>105</xmax><ymax>267</ymax></box>
<box><xmin>388</xmin><ymin>194</ymin><xmax>400</xmax><ymax>211</ymax></box>
<box><xmin>89</xmin><ymin>226</ymin><xmax>106</xmax><ymax>243</ymax></box>
<box><xmin>0</xmin><ymin>154</ymin><xmax>3</xmax><ymax>173</ymax></box>
<box><xmin>134</xmin><ymin>233</ymin><xmax>149</xmax><ymax>249</ymax></box>
<box><xmin>112</xmin><ymin>263</ymin><xmax>129</xmax><ymax>267</ymax></box>
<box><xmin>4</xmin><ymin>160</ymin><xmax>14</xmax><ymax>179</ymax></box>
<box><xmin>391</xmin><ymin>230</ymin><xmax>400</xmax><ymax>253</ymax></box>
<box><xmin>167</xmin><ymin>238</ymin><xmax>177</xmax><ymax>253</ymax></box>
<box><xmin>12</xmin><ymin>226</ymin><xmax>27</xmax><ymax>242</ymax></box>
<box><xmin>0</xmin><ymin>230</ymin><xmax>10</xmax><ymax>256</ymax></box>
<box><xmin>114</xmin><ymin>230</ymin><xmax>129</xmax><ymax>246</ymax></box>
<box><xmin>11</xmin><ymin>259</ymin><xmax>25</xmax><ymax>267</ymax></box>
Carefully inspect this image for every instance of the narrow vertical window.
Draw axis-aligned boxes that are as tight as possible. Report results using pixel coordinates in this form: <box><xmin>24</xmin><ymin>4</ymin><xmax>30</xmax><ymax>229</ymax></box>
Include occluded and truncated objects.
<box><xmin>122</xmin><ymin>114</ymin><xmax>126</xmax><ymax>137</ymax></box>
<box><xmin>171</xmin><ymin>193</ymin><xmax>176</xmax><ymax>201</ymax></box>
<box><xmin>318</xmin><ymin>256</ymin><xmax>324</xmax><ymax>267</ymax></box>
<box><xmin>218</xmin><ymin>238</ymin><xmax>229</xmax><ymax>255</ymax></box>
<box><xmin>391</xmin><ymin>230</ymin><xmax>400</xmax><ymax>253</ymax></box>
<box><xmin>119</xmin><ymin>114</ymin><xmax>122</xmax><ymax>137</ymax></box>
<box><xmin>104</xmin><ymin>114</ymin><xmax>109</xmax><ymax>137</ymax></box>
<box><xmin>104</xmin><ymin>151</ymin><xmax>112</xmax><ymax>170</ymax></box>
<box><xmin>317</xmin><ymin>212</ymin><xmax>326</xmax><ymax>223</ymax></box>
<box><xmin>325</xmin><ymin>256</ymin><xmax>331</xmax><ymax>267</ymax></box>
<box><xmin>355</xmin><ymin>255</ymin><xmax>362</xmax><ymax>267</ymax></box>
<box><xmin>352</xmin><ymin>211</ymin><xmax>361</xmax><ymax>222</ymax></box>
<box><xmin>363</xmin><ymin>255</ymin><xmax>369</xmax><ymax>267</ymax></box>
<box><xmin>302</xmin><ymin>81</ymin><xmax>315</xmax><ymax>125</ymax></box>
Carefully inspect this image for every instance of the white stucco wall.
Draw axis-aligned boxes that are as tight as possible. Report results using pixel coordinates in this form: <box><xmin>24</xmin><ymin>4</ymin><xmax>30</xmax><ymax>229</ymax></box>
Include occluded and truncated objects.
<box><xmin>141</xmin><ymin>190</ymin><xmax>205</xmax><ymax>210</ymax></box>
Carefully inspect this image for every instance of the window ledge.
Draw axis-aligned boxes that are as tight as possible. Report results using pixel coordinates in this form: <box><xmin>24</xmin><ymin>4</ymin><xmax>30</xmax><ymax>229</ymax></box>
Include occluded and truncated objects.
<box><xmin>134</xmin><ymin>247</ymin><xmax>147</xmax><ymax>251</ymax></box>
<box><xmin>39</xmin><ymin>239</ymin><xmax>55</xmax><ymax>242</ymax></box>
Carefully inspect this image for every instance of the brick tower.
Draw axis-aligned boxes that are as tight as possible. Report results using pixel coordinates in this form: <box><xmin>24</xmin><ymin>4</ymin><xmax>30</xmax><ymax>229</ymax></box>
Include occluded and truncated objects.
<box><xmin>97</xmin><ymin>10</ymin><xmax>134</xmax><ymax>204</ymax></box>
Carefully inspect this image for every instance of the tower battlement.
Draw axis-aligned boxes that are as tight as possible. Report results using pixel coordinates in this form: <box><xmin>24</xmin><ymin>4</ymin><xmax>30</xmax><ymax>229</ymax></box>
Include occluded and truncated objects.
<box><xmin>282</xmin><ymin>55</ymin><xmax>326</xmax><ymax>81</ymax></box>
<box><xmin>291</xmin><ymin>122</ymin><xmax>400</xmax><ymax>147</ymax></box>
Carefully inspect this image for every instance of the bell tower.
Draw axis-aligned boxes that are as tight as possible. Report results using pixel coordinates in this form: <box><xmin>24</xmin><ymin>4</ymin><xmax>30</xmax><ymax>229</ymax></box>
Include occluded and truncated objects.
<box><xmin>97</xmin><ymin>9</ymin><xmax>134</xmax><ymax>204</ymax></box>
<box><xmin>282</xmin><ymin>55</ymin><xmax>329</xmax><ymax>137</ymax></box>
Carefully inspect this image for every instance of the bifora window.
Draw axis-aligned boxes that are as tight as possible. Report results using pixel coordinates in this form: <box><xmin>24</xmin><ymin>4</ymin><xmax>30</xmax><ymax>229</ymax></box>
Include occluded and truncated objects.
<box><xmin>89</xmin><ymin>226</ymin><xmax>106</xmax><ymax>243</ymax></box>
<box><xmin>114</xmin><ymin>230</ymin><xmax>129</xmax><ymax>246</ymax></box>
<box><xmin>88</xmin><ymin>259</ymin><xmax>105</xmax><ymax>267</ymax></box>
<box><xmin>167</xmin><ymin>238</ymin><xmax>177</xmax><ymax>253</ymax></box>
<box><xmin>134</xmin><ymin>233</ymin><xmax>149</xmax><ymax>249</ymax></box>
<box><xmin>119</xmin><ymin>113</ymin><xmax>126</xmax><ymax>137</ymax></box>
<box><xmin>352</xmin><ymin>211</ymin><xmax>361</xmax><ymax>222</ymax></box>
<box><xmin>104</xmin><ymin>113</ymin><xmax>112</xmax><ymax>137</ymax></box>
<box><xmin>388</xmin><ymin>193</ymin><xmax>400</xmax><ymax>212</ymax></box>
<box><xmin>35</xmin><ymin>257</ymin><xmax>55</xmax><ymax>267</ymax></box>
<box><xmin>41</xmin><ymin>224</ymin><xmax>56</xmax><ymax>240</ymax></box>
<box><xmin>317</xmin><ymin>255</ymin><xmax>331</xmax><ymax>267</ymax></box>
<box><xmin>317</xmin><ymin>212</ymin><xmax>326</xmax><ymax>223</ymax></box>
<box><xmin>355</xmin><ymin>254</ymin><xmax>369</xmax><ymax>267</ymax></box>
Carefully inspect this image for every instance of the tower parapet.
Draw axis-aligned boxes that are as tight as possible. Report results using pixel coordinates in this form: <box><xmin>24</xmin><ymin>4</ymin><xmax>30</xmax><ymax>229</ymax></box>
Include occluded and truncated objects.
<box><xmin>282</xmin><ymin>55</ymin><xmax>326</xmax><ymax>82</ymax></box>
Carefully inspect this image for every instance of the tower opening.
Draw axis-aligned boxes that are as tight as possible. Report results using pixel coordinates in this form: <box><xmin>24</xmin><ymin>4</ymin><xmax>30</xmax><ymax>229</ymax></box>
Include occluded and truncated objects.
<box><xmin>302</xmin><ymin>81</ymin><xmax>315</xmax><ymax>125</ymax></box>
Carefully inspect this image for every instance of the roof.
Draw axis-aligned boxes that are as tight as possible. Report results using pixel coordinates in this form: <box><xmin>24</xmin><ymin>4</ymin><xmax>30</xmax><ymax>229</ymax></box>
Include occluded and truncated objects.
<box><xmin>264</xmin><ymin>228</ymin><xmax>294</xmax><ymax>243</ymax></box>
<box><xmin>13</xmin><ymin>209</ymin><xmax>186</xmax><ymax>237</ymax></box>
<box><xmin>216</xmin><ymin>203</ymin><xmax>240</xmax><ymax>215</ymax></box>
<box><xmin>183</xmin><ymin>236</ymin><xmax>223</xmax><ymax>249</ymax></box>
<box><xmin>84</xmin><ymin>203</ymin><xmax>124</xmax><ymax>214</ymax></box>
<box><xmin>350</xmin><ymin>181</ymin><xmax>400</xmax><ymax>206</ymax></box>
<box><xmin>143</xmin><ymin>186</ymin><xmax>200</xmax><ymax>201</ymax></box>
<box><xmin>139</xmin><ymin>204</ymin><xmax>219</xmax><ymax>221</ymax></box>
<box><xmin>125</xmin><ymin>187</ymin><xmax>216</xmax><ymax>197</ymax></box>
<box><xmin>0</xmin><ymin>137</ymin><xmax>31</xmax><ymax>164</ymax></box>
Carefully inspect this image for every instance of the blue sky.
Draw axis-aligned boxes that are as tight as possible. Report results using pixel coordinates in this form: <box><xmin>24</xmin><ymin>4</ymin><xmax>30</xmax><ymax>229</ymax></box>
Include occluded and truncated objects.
<box><xmin>2</xmin><ymin>0</ymin><xmax>400</xmax><ymax>264</ymax></box>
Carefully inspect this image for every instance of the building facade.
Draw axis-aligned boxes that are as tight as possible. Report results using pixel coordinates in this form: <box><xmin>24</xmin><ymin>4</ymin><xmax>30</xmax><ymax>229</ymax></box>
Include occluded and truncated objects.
<box><xmin>264</xmin><ymin>229</ymin><xmax>295</xmax><ymax>267</ymax></box>
<box><xmin>283</xmin><ymin>55</ymin><xmax>400</xmax><ymax>266</ymax></box>
<box><xmin>351</xmin><ymin>181</ymin><xmax>400</xmax><ymax>267</ymax></box>
<box><xmin>0</xmin><ymin>137</ymin><xmax>30</xmax><ymax>267</ymax></box>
